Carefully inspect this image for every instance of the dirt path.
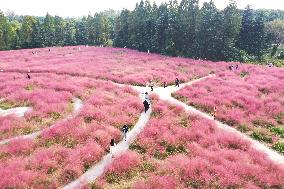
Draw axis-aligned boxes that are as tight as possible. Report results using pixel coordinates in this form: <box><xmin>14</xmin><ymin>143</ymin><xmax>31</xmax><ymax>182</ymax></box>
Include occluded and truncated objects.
<box><xmin>63</xmin><ymin>99</ymin><xmax>152</xmax><ymax>189</ymax></box>
<box><xmin>63</xmin><ymin>74</ymin><xmax>284</xmax><ymax>188</ymax></box>
<box><xmin>0</xmin><ymin>98</ymin><xmax>83</xmax><ymax>145</ymax></box>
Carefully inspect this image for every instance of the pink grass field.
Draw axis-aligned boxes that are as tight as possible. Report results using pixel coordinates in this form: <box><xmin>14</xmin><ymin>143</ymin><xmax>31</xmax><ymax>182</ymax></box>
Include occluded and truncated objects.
<box><xmin>0</xmin><ymin>72</ymin><xmax>97</xmax><ymax>139</ymax></box>
<box><xmin>89</xmin><ymin>96</ymin><xmax>284</xmax><ymax>189</ymax></box>
<box><xmin>0</xmin><ymin>79</ymin><xmax>143</xmax><ymax>188</ymax></box>
<box><xmin>0</xmin><ymin>46</ymin><xmax>228</xmax><ymax>85</ymax></box>
<box><xmin>1</xmin><ymin>46</ymin><xmax>284</xmax><ymax>188</ymax></box>
<box><xmin>173</xmin><ymin>65</ymin><xmax>284</xmax><ymax>150</ymax></box>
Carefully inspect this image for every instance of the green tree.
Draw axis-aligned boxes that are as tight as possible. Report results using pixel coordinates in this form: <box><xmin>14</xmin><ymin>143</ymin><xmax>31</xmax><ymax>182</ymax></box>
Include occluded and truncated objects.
<box><xmin>154</xmin><ymin>3</ymin><xmax>169</xmax><ymax>53</ymax></box>
<box><xmin>75</xmin><ymin>17</ymin><xmax>88</xmax><ymax>45</ymax></box>
<box><xmin>197</xmin><ymin>1</ymin><xmax>223</xmax><ymax>60</ymax></box>
<box><xmin>64</xmin><ymin>19</ymin><xmax>76</xmax><ymax>46</ymax></box>
<box><xmin>114</xmin><ymin>9</ymin><xmax>130</xmax><ymax>47</ymax></box>
<box><xmin>265</xmin><ymin>19</ymin><xmax>284</xmax><ymax>56</ymax></box>
<box><xmin>236</xmin><ymin>6</ymin><xmax>256</xmax><ymax>55</ymax></box>
<box><xmin>177</xmin><ymin>0</ymin><xmax>199</xmax><ymax>57</ymax></box>
<box><xmin>43</xmin><ymin>13</ymin><xmax>55</xmax><ymax>46</ymax></box>
<box><xmin>220</xmin><ymin>0</ymin><xmax>241</xmax><ymax>60</ymax></box>
<box><xmin>31</xmin><ymin>19</ymin><xmax>44</xmax><ymax>48</ymax></box>
<box><xmin>54</xmin><ymin>16</ymin><xmax>65</xmax><ymax>46</ymax></box>
<box><xmin>0</xmin><ymin>11</ymin><xmax>14</xmax><ymax>50</ymax></box>
<box><xmin>19</xmin><ymin>15</ymin><xmax>36</xmax><ymax>48</ymax></box>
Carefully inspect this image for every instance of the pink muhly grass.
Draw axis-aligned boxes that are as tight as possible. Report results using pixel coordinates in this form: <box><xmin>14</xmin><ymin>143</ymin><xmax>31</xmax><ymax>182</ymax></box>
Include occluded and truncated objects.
<box><xmin>133</xmin><ymin>175</ymin><xmax>177</xmax><ymax>189</ymax></box>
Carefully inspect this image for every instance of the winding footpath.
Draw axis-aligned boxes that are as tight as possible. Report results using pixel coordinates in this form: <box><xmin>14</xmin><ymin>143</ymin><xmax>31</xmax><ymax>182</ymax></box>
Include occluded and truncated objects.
<box><xmin>0</xmin><ymin>98</ymin><xmax>83</xmax><ymax>145</ymax></box>
<box><xmin>63</xmin><ymin>96</ymin><xmax>152</xmax><ymax>189</ymax></box>
<box><xmin>1</xmin><ymin>72</ymin><xmax>284</xmax><ymax>188</ymax></box>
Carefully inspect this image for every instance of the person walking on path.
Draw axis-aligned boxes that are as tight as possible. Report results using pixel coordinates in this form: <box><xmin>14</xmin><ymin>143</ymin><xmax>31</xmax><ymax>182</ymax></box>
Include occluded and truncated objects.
<box><xmin>122</xmin><ymin>125</ymin><xmax>129</xmax><ymax>141</ymax></box>
<box><xmin>110</xmin><ymin>139</ymin><xmax>116</xmax><ymax>157</ymax></box>
<box><xmin>144</xmin><ymin>92</ymin><xmax>150</xmax><ymax>102</ymax></box>
<box><xmin>163</xmin><ymin>81</ymin><xmax>167</xmax><ymax>88</ymax></box>
<box><xmin>27</xmin><ymin>73</ymin><xmax>31</xmax><ymax>79</ymax></box>
<box><xmin>150</xmin><ymin>80</ymin><xmax>154</xmax><ymax>91</ymax></box>
<box><xmin>175</xmin><ymin>78</ymin><xmax>180</xmax><ymax>87</ymax></box>
<box><xmin>213</xmin><ymin>106</ymin><xmax>217</xmax><ymax>120</ymax></box>
<box><xmin>143</xmin><ymin>100</ymin><xmax>150</xmax><ymax>113</ymax></box>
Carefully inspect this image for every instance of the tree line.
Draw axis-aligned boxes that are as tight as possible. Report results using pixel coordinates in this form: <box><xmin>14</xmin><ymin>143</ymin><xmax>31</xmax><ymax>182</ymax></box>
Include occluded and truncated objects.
<box><xmin>0</xmin><ymin>0</ymin><xmax>284</xmax><ymax>62</ymax></box>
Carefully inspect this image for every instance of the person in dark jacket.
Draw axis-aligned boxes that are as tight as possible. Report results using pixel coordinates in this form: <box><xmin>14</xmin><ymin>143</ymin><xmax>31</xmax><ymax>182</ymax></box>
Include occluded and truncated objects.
<box><xmin>122</xmin><ymin>125</ymin><xmax>129</xmax><ymax>141</ymax></box>
<box><xmin>143</xmin><ymin>100</ymin><xmax>149</xmax><ymax>113</ymax></box>
<box><xmin>27</xmin><ymin>73</ymin><xmax>31</xmax><ymax>79</ymax></box>
<box><xmin>175</xmin><ymin>78</ymin><xmax>180</xmax><ymax>87</ymax></box>
<box><xmin>163</xmin><ymin>81</ymin><xmax>167</xmax><ymax>88</ymax></box>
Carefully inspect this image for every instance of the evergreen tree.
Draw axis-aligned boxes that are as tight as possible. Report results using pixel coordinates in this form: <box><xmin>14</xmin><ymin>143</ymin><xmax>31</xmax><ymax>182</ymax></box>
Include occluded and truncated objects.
<box><xmin>154</xmin><ymin>3</ymin><xmax>169</xmax><ymax>54</ymax></box>
<box><xmin>75</xmin><ymin>17</ymin><xmax>88</xmax><ymax>45</ymax></box>
<box><xmin>197</xmin><ymin>1</ymin><xmax>223</xmax><ymax>60</ymax></box>
<box><xmin>236</xmin><ymin>5</ymin><xmax>256</xmax><ymax>55</ymax></box>
<box><xmin>64</xmin><ymin>19</ymin><xmax>76</xmax><ymax>46</ymax></box>
<box><xmin>19</xmin><ymin>15</ymin><xmax>36</xmax><ymax>48</ymax></box>
<box><xmin>43</xmin><ymin>13</ymin><xmax>55</xmax><ymax>46</ymax></box>
<box><xmin>221</xmin><ymin>0</ymin><xmax>241</xmax><ymax>60</ymax></box>
<box><xmin>31</xmin><ymin>19</ymin><xmax>44</xmax><ymax>48</ymax></box>
<box><xmin>113</xmin><ymin>9</ymin><xmax>130</xmax><ymax>47</ymax></box>
<box><xmin>0</xmin><ymin>11</ymin><xmax>14</xmax><ymax>50</ymax></box>
<box><xmin>253</xmin><ymin>12</ymin><xmax>266</xmax><ymax>60</ymax></box>
<box><xmin>54</xmin><ymin>16</ymin><xmax>65</xmax><ymax>46</ymax></box>
<box><xmin>178</xmin><ymin>0</ymin><xmax>199</xmax><ymax>57</ymax></box>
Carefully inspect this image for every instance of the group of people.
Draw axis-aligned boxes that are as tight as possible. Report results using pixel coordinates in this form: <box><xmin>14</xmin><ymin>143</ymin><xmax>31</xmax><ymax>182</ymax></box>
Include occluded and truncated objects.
<box><xmin>109</xmin><ymin>124</ymin><xmax>129</xmax><ymax>157</ymax></box>
<box><xmin>110</xmin><ymin>86</ymin><xmax>155</xmax><ymax>157</ymax></box>
<box><xmin>148</xmin><ymin>78</ymin><xmax>180</xmax><ymax>92</ymax></box>
<box><xmin>229</xmin><ymin>64</ymin><xmax>239</xmax><ymax>71</ymax></box>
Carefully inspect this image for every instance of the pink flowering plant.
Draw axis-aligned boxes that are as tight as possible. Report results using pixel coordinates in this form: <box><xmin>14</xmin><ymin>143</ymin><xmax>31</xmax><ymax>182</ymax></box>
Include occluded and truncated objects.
<box><xmin>174</xmin><ymin>65</ymin><xmax>284</xmax><ymax>152</ymax></box>
<box><xmin>0</xmin><ymin>81</ymin><xmax>143</xmax><ymax>188</ymax></box>
<box><xmin>89</xmin><ymin>96</ymin><xmax>284</xmax><ymax>189</ymax></box>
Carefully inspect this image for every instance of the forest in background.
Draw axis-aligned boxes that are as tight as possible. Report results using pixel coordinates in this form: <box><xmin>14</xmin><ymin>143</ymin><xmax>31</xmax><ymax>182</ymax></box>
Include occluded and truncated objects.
<box><xmin>0</xmin><ymin>0</ymin><xmax>284</xmax><ymax>65</ymax></box>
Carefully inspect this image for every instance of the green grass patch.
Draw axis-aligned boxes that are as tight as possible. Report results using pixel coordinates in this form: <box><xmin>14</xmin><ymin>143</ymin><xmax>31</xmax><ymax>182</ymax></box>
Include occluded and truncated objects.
<box><xmin>272</xmin><ymin>142</ymin><xmax>284</xmax><ymax>154</ymax></box>
<box><xmin>251</xmin><ymin>131</ymin><xmax>273</xmax><ymax>143</ymax></box>
<box><xmin>270</xmin><ymin>127</ymin><xmax>284</xmax><ymax>137</ymax></box>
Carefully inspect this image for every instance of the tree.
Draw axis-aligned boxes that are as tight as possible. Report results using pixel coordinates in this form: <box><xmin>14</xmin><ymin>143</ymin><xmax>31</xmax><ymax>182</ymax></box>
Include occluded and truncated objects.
<box><xmin>220</xmin><ymin>0</ymin><xmax>241</xmax><ymax>60</ymax></box>
<box><xmin>197</xmin><ymin>1</ymin><xmax>223</xmax><ymax>60</ymax></box>
<box><xmin>19</xmin><ymin>15</ymin><xmax>36</xmax><ymax>48</ymax></box>
<box><xmin>236</xmin><ymin>6</ymin><xmax>256</xmax><ymax>55</ymax></box>
<box><xmin>54</xmin><ymin>16</ymin><xmax>65</xmax><ymax>46</ymax></box>
<box><xmin>75</xmin><ymin>17</ymin><xmax>88</xmax><ymax>45</ymax></box>
<box><xmin>253</xmin><ymin>12</ymin><xmax>266</xmax><ymax>60</ymax></box>
<box><xmin>154</xmin><ymin>3</ymin><xmax>169</xmax><ymax>54</ymax></box>
<box><xmin>0</xmin><ymin>11</ymin><xmax>13</xmax><ymax>50</ymax></box>
<box><xmin>265</xmin><ymin>19</ymin><xmax>284</xmax><ymax>56</ymax></box>
<box><xmin>64</xmin><ymin>19</ymin><xmax>76</xmax><ymax>46</ymax></box>
<box><xmin>177</xmin><ymin>0</ymin><xmax>199</xmax><ymax>57</ymax></box>
<box><xmin>114</xmin><ymin>9</ymin><xmax>130</xmax><ymax>47</ymax></box>
<box><xmin>31</xmin><ymin>19</ymin><xmax>44</xmax><ymax>48</ymax></box>
<box><xmin>43</xmin><ymin>13</ymin><xmax>55</xmax><ymax>46</ymax></box>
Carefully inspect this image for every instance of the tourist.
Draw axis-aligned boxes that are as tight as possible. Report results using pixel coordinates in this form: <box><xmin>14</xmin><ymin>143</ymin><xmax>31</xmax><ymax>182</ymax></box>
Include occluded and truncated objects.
<box><xmin>122</xmin><ymin>125</ymin><xmax>129</xmax><ymax>141</ymax></box>
<box><xmin>163</xmin><ymin>81</ymin><xmax>167</xmax><ymax>88</ymax></box>
<box><xmin>150</xmin><ymin>80</ymin><xmax>154</xmax><ymax>91</ymax></box>
<box><xmin>213</xmin><ymin>106</ymin><xmax>217</xmax><ymax>120</ymax></box>
<box><xmin>27</xmin><ymin>73</ymin><xmax>31</xmax><ymax>79</ymax></box>
<box><xmin>110</xmin><ymin>139</ymin><xmax>116</xmax><ymax>157</ymax></box>
<box><xmin>144</xmin><ymin>92</ymin><xmax>150</xmax><ymax>102</ymax></box>
<box><xmin>175</xmin><ymin>78</ymin><xmax>180</xmax><ymax>87</ymax></box>
<box><xmin>143</xmin><ymin>100</ymin><xmax>150</xmax><ymax>113</ymax></box>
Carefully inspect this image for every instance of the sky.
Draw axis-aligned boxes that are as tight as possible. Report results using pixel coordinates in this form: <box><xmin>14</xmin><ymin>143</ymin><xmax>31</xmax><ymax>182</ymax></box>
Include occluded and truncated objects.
<box><xmin>1</xmin><ymin>0</ymin><xmax>284</xmax><ymax>17</ymax></box>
